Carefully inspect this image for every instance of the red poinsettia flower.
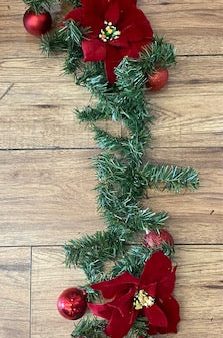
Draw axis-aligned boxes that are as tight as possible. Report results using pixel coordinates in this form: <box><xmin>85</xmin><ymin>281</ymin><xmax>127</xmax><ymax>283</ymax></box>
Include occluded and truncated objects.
<box><xmin>88</xmin><ymin>251</ymin><xmax>180</xmax><ymax>338</ymax></box>
<box><xmin>65</xmin><ymin>0</ymin><xmax>153</xmax><ymax>83</ymax></box>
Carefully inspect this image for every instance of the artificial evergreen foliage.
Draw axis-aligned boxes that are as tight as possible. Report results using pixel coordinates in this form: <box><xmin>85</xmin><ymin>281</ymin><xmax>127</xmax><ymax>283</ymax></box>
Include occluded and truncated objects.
<box><xmin>23</xmin><ymin>2</ymin><xmax>200</xmax><ymax>336</ymax></box>
<box><xmin>23</xmin><ymin>0</ymin><xmax>57</xmax><ymax>13</ymax></box>
<box><xmin>23</xmin><ymin>0</ymin><xmax>81</xmax><ymax>13</ymax></box>
<box><xmin>71</xmin><ymin>316</ymin><xmax>153</xmax><ymax>338</ymax></box>
<box><xmin>64</xmin><ymin>0</ymin><xmax>81</xmax><ymax>6</ymax></box>
<box><xmin>71</xmin><ymin>316</ymin><xmax>107</xmax><ymax>338</ymax></box>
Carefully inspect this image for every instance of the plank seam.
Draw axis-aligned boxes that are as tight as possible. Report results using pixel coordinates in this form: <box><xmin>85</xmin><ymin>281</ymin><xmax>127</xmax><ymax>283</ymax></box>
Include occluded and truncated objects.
<box><xmin>0</xmin><ymin>146</ymin><xmax>222</xmax><ymax>152</ymax></box>
<box><xmin>0</xmin><ymin>244</ymin><xmax>222</xmax><ymax>248</ymax></box>
<box><xmin>1</xmin><ymin>54</ymin><xmax>223</xmax><ymax>61</ymax></box>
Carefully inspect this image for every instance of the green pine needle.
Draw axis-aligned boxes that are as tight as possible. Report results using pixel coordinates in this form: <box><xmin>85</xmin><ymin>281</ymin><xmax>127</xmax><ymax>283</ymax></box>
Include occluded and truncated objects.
<box><xmin>24</xmin><ymin>4</ymin><xmax>200</xmax><ymax>334</ymax></box>
<box><xmin>71</xmin><ymin>316</ymin><xmax>107</xmax><ymax>338</ymax></box>
<box><xmin>64</xmin><ymin>0</ymin><xmax>81</xmax><ymax>7</ymax></box>
<box><xmin>41</xmin><ymin>31</ymin><xmax>68</xmax><ymax>55</ymax></box>
<box><xmin>128</xmin><ymin>317</ymin><xmax>152</xmax><ymax>337</ymax></box>
<box><xmin>23</xmin><ymin>0</ymin><xmax>56</xmax><ymax>13</ymax></box>
<box><xmin>141</xmin><ymin>163</ymin><xmax>199</xmax><ymax>192</ymax></box>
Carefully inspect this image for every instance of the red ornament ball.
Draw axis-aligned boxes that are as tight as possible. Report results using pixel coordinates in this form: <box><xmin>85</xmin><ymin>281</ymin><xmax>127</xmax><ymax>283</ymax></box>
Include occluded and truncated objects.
<box><xmin>147</xmin><ymin>68</ymin><xmax>169</xmax><ymax>91</ymax></box>
<box><xmin>57</xmin><ymin>287</ymin><xmax>87</xmax><ymax>320</ymax></box>
<box><xmin>144</xmin><ymin>229</ymin><xmax>174</xmax><ymax>249</ymax></box>
<box><xmin>23</xmin><ymin>9</ymin><xmax>52</xmax><ymax>36</ymax></box>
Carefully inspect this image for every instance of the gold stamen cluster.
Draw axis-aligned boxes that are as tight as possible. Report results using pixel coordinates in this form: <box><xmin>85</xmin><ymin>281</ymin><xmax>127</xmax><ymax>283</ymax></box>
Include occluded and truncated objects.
<box><xmin>133</xmin><ymin>289</ymin><xmax>155</xmax><ymax>310</ymax></box>
<box><xmin>99</xmin><ymin>21</ymin><xmax>121</xmax><ymax>42</ymax></box>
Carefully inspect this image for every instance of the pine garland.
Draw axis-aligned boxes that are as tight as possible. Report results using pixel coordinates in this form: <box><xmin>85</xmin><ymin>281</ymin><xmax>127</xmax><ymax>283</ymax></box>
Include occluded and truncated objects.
<box><xmin>23</xmin><ymin>0</ymin><xmax>57</xmax><ymax>13</ymax></box>
<box><xmin>23</xmin><ymin>1</ymin><xmax>199</xmax><ymax>336</ymax></box>
<box><xmin>23</xmin><ymin>0</ymin><xmax>81</xmax><ymax>13</ymax></box>
<box><xmin>43</xmin><ymin>21</ymin><xmax>199</xmax><ymax>337</ymax></box>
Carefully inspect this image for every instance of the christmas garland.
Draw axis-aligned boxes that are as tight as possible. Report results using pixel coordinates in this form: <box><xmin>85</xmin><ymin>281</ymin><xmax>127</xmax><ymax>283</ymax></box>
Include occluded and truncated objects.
<box><xmin>22</xmin><ymin>1</ymin><xmax>199</xmax><ymax>337</ymax></box>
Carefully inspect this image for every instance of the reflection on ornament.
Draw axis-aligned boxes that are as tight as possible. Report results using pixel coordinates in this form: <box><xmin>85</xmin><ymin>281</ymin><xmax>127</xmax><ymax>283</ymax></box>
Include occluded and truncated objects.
<box><xmin>57</xmin><ymin>287</ymin><xmax>87</xmax><ymax>320</ymax></box>
<box><xmin>23</xmin><ymin>10</ymin><xmax>52</xmax><ymax>36</ymax></box>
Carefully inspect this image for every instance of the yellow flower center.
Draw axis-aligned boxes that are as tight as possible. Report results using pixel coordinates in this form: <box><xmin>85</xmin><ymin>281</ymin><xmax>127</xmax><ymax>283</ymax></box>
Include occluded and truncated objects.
<box><xmin>99</xmin><ymin>21</ymin><xmax>121</xmax><ymax>42</ymax></box>
<box><xmin>133</xmin><ymin>289</ymin><xmax>155</xmax><ymax>310</ymax></box>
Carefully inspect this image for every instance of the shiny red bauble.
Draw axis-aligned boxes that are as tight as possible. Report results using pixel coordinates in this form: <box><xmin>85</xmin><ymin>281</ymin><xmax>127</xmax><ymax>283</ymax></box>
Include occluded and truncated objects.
<box><xmin>57</xmin><ymin>287</ymin><xmax>87</xmax><ymax>320</ymax></box>
<box><xmin>147</xmin><ymin>68</ymin><xmax>169</xmax><ymax>91</ymax></box>
<box><xmin>23</xmin><ymin>9</ymin><xmax>52</xmax><ymax>36</ymax></box>
<box><xmin>144</xmin><ymin>229</ymin><xmax>174</xmax><ymax>249</ymax></box>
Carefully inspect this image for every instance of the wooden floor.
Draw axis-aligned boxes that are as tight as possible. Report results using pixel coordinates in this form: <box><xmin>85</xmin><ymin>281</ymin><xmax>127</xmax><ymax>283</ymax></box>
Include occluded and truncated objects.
<box><xmin>0</xmin><ymin>1</ymin><xmax>223</xmax><ymax>337</ymax></box>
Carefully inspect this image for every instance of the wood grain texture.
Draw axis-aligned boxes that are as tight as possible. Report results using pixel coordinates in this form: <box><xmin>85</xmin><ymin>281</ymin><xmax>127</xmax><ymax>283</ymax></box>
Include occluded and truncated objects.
<box><xmin>0</xmin><ymin>56</ymin><xmax>223</xmax><ymax>149</ymax></box>
<box><xmin>31</xmin><ymin>246</ymin><xmax>223</xmax><ymax>338</ymax></box>
<box><xmin>31</xmin><ymin>247</ymin><xmax>83</xmax><ymax>338</ymax></box>
<box><xmin>0</xmin><ymin>82</ymin><xmax>120</xmax><ymax>149</ymax></box>
<box><xmin>0</xmin><ymin>148</ymin><xmax>222</xmax><ymax>246</ymax></box>
<box><xmin>0</xmin><ymin>1</ymin><xmax>223</xmax><ymax>58</ymax></box>
<box><xmin>0</xmin><ymin>247</ymin><xmax>30</xmax><ymax>338</ymax></box>
<box><xmin>0</xmin><ymin>1</ymin><xmax>222</xmax><ymax>337</ymax></box>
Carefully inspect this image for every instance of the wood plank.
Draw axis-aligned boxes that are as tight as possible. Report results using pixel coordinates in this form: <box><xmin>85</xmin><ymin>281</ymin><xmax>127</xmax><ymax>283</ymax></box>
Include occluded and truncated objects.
<box><xmin>145</xmin><ymin>147</ymin><xmax>223</xmax><ymax>244</ymax></box>
<box><xmin>0</xmin><ymin>83</ymin><xmax>13</xmax><ymax>101</ymax></box>
<box><xmin>149</xmin><ymin>92</ymin><xmax>223</xmax><ymax>148</ymax></box>
<box><xmin>0</xmin><ymin>80</ymin><xmax>120</xmax><ymax>149</ymax></box>
<box><xmin>0</xmin><ymin>1</ymin><xmax>222</xmax><ymax>58</ymax></box>
<box><xmin>31</xmin><ymin>247</ymin><xmax>84</xmax><ymax>338</ymax></box>
<box><xmin>1</xmin><ymin>55</ymin><xmax>223</xmax><ymax>84</ymax></box>
<box><xmin>0</xmin><ymin>149</ymin><xmax>101</xmax><ymax>247</ymax></box>
<box><xmin>0</xmin><ymin>148</ymin><xmax>222</xmax><ymax>246</ymax></box>
<box><xmin>1</xmin><ymin>3</ymin><xmax>222</xmax><ymax>338</ymax></box>
<box><xmin>149</xmin><ymin>56</ymin><xmax>223</xmax><ymax>147</ymax></box>
<box><xmin>142</xmin><ymin>0</ymin><xmax>223</xmax><ymax>56</ymax></box>
<box><xmin>0</xmin><ymin>56</ymin><xmax>223</xmax><ymax>149</ymax></box>
<box><xmin>0</xmin><ymin>247</ymin><xmax>30</xmax><ymax>338</ymax></box>
<box><xmin>31</xmin><ymin>245</ymin><xmax>223</xmax><ymax>338</ymax></box>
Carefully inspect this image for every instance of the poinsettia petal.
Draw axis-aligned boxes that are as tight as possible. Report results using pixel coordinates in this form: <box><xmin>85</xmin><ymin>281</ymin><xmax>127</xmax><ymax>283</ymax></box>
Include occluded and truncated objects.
<box><xmin>116</xmin><ymin>7</ymin><xmax>153</xmax><ymax>58</ymax></box>
<box><xmin>89</xmin><ymin>299</ymin><xmax>137</xmax><ymax>338</ymax></box>
<box><xmin>65</xmin><ymin>2</ymin><xmax>104</xmax><ymax>33</ymax></box>
<box><xmin>118</xmin><ymin>0</ymin><xmax>137</xmax><ymax>11</ymax></box>
<box><xmin>156</xmin><ymin>296</ymin><xmax>180</xmax><ymax>334</ymax></box>
<box><xmin>120</xmin><ymin>7</ymin><xmax>153</xmax><ymax>41</ymax></box>
<box><xmin>104</xmin><ymin>45</ymin><xmax>124</xmax><ymax>83</ymax></box>
<box><xmin>65</xmin><ymin>11</ymin><xmax>101</xmax><ymax>34</ymax></box>
<box><xmin>105</xmin><ymin>0</ymin><xmax>120</xmax><ymax>24</ymax></box>
<box><xmin>126</xmin><ymin>41</ymin><xmax>146</xmax><ymax>58</ymax></box>
<box><xmin>142</xmin><ymin>282</ymin><xmax>157</xmax><ymax>298</ymax></box>
<box><xmin>136</xmin><ymin>9</ymin><xmax>153</xmax><ymax>39</ymax></box>
<box><xmin>82</xmin><ymin>0</ymin><xmax>107</xmax><ymax>16</ymax></box>
<box><xmin>140</xmin><ymin>252</ymin><xmax>176</xmax><ymax>298</ymax></box>
<box><xmin>83</xmin><ymin>8</ymin><xmax>105</xmax><ymax>33</ymax></box>
<box><xmin>88</xmin><ymin>302</ymin><xmax>112</xmax><ymax>320</ymax></box>
<box><xmin>91</xmin><ymin>271</ymin><xmax>139</xmax><ymax>299</ymax></box>
<box><xmin>122</xmin><ymin>21</ymin><xmax>152</xmax><ymax>44</ymax></box>
<box><xmin>82</xmin><ymin>39</ymin><xmax>106</xmax><ymax>62</ymax></box>
<box><xmin>109</xmin><ymin>287</ymin><xmax>136</xmax><ymax>317</ymax></box>
<box><xmin>148</xmin><ymin>325</ymin><xmax>158</xmax><ymax>335</ymax></box>
<box><xmin>109</xmin><ymin>33</ymin><xmax>129</xmax><ymax>48</ymax></box>
<box><xmin>144</xmin><ymin>304</ymin><xmax>168</xmax><ymax>328</ymax></box>
<box><xmin>122</xmin><ymin>24</ymin><xmax>145</xmax><ymax>42</ymax></box>
<box><xmin>65</xmin><ymin>8</ymin><xmax>84</xmax><ymax>24</ymax></box>
<box><xmin>157</xmin><ymin>266</ymin><xmax>176</xmax><ymax>299</ymax></box>
<box><xmin>106</xmin><ymin>307</ymin><xmax>137</xmax><ymax>338</ymax></box>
